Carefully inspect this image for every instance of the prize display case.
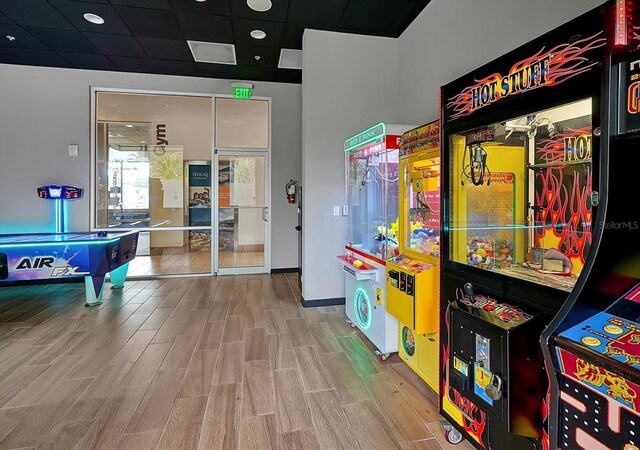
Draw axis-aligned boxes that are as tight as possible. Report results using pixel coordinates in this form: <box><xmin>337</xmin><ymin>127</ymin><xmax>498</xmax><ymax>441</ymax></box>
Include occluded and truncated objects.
<box><xmin>448</xmin><ymin>99</ymin><xmax>593</xmax><ymax>293</ymax></box>
<box><xmin>339</xmin><ymin>122</ymin><xmax>411</xmax><ymax>359</ymax></box>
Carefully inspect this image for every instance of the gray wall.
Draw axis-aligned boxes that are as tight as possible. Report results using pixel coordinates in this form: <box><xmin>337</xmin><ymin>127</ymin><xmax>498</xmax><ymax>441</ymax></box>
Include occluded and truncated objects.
<box><xmin>0</xmin><ymin>64</ymin><xmax>301</xmax><ymax>270</ymax></box>
<box><xmin>301</xmin><ymin>30</ymin><xmax>401</xmax><ymax>301</ymax></box>
<box><xmin>397</xmin><ymin>0</ymin><xmax>607</xmax><ymax>124</ymax></box>
<box><xmin>300</xmin><ymin>0</ymin><xmax>608</xmax><ymax>301</ymax></box>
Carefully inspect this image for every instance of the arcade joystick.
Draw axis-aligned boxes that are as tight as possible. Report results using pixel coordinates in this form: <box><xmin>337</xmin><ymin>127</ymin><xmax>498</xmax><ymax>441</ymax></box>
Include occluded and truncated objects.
<box><xmin>98</xmin><ymin>231</ymin><xmax>107</xmax><ymax>237</ymax></box>
<box><xmin>463</xmin><ymin>282</ymin><xmax>475</xmax><ymax>302</ymax></box>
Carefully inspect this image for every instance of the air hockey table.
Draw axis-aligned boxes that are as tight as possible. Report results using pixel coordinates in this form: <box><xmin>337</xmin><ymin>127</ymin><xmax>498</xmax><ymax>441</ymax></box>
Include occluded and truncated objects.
<box><xmin>0</xmin><ymin>230</ymin><xmax>138</xmax><ymax>306</ymax></box>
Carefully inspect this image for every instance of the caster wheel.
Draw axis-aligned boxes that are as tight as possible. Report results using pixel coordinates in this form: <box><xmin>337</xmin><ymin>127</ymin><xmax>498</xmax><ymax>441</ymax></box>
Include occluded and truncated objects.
<box><xmin>348</xmin><ymin>321</ymin><xmax>357</xmax><ymax>328</ymax></box>
<box><xmin>444</xmin><ymin>428</ymin><xmax>463</xmax><ymax>445</ymax></box>
<box><xmin>380</xmin><ymin>354</ymin><xmax>389</xmax><ymax>361</ymax></box>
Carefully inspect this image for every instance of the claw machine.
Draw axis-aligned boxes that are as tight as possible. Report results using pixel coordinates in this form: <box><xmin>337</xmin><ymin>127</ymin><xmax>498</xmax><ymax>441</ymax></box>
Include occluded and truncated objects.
<box><xmin>542</xmin><ymin>3</ymin><xmax>640</xmax><ymax>450</ymax></box>
<box><xmin>339</xmin><ymin>122</ymin><xmax>411</xmax><ymax>360</ymax></box>
<box><xmin>386</xmin><ymin>120</ymin><xmax>441</xmax><ymax>391</ymax></box>
<box><xmin>438</xmin><ymin>3</ymin><xmax>619</xmax><ymax>447</ymax></box>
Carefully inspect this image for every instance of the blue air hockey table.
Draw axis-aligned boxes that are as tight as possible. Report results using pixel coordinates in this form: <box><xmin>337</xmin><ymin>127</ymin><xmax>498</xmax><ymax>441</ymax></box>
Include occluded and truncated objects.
<box><xmin>0</xmin><ymin>231</ymin><xmax>139</xmax><ymax>306</ymax></box>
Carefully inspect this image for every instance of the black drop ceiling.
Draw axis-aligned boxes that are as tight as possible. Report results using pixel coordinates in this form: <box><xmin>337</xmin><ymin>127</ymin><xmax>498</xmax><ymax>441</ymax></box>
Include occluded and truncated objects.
<box><xmin>0</xmin><ymin>0</ymin><xmax>431</xmax><ymax>84</ymax></box>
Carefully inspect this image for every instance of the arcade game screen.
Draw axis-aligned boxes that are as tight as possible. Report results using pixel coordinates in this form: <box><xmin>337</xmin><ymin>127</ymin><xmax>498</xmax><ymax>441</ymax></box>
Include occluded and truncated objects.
<box><xmin>403</xmin><ymin>155</ymin><xmax>440</xmax><ymax>258</ymax></box>
<box><xmin>449</xmin><ymin>98</ymin><xmax>592</xmax><ymax>291</ymax></box>
<box><xmin>347</xmin><ymin>147</ymin><xmax>399</xmax><ymax>260</ymax></box>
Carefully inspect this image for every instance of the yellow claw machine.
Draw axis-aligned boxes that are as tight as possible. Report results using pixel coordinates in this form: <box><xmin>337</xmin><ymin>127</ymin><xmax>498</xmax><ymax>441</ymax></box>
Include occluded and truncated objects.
<box><xmin>386</xmin><ymin>120</ymin><xmax>441</xmax><ymax>391</ymax></box>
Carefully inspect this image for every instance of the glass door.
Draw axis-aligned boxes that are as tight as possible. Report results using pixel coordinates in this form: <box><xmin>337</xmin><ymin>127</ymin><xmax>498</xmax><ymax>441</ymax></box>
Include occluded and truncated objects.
<box><xmin>215</xmin><ymin>151</ymin><xmax>270</xmax><ymax>274</ymax></box>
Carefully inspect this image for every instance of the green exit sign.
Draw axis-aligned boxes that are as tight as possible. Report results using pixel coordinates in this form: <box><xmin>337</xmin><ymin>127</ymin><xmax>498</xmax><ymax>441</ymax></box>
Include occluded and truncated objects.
<box><xmin>232</xmin><ymin>87</ymin><xmax>252</xmax><ymax>99</ymax></box>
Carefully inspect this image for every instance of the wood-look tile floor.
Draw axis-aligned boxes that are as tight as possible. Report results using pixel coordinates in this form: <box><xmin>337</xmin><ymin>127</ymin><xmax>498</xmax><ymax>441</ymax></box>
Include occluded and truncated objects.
<box><xmin>0</xmin><ymin>274</ymin><xmax>473</xmax><ymax>450</ymax></box>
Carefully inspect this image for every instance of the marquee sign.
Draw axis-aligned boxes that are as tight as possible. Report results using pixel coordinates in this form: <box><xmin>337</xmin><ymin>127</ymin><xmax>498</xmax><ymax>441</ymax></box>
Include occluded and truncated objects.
<box><xmin>445</xmin><ymin>32</ymin><xmax>606</xmax><ymax>121</ymax></box>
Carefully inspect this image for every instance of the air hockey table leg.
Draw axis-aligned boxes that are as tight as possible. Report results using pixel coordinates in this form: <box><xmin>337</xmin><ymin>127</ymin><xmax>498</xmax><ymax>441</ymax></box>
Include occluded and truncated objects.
<box><xmin>84</xmin><ymin>274</ymin><xmax>106</xmax><ymax>307</ymax></box>
<box><xmin>109</xmin><ymin>262</ymin><xmax>130</xmax><ymax>290</ymax></box>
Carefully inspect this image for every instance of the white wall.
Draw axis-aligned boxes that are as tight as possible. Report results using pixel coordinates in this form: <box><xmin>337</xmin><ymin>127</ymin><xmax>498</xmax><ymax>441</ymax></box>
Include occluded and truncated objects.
<box><xmin>397</xmin><ymin>0</ymin><xmax>607</xmax><ymax>124</ymax></box>
<box><xmin>300</xmin><ymin>0</ymin><xmax>608</xmax><ymax>301</ymax></box>
<box><xmin>0</xmin><ymin>64</ymin><xmax>301</xmax><ymax>270</ymax></box>
<box><xmin>302</xmin><ymin>30</ymin><xmax>401</xmax><ymax>301</ymax></box>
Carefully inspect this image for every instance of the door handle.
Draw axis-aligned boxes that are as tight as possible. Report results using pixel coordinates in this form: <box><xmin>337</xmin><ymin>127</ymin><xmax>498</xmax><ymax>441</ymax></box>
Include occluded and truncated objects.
<box><xmin>262</xmin><ymin>207</ymin><xmax>268</xmax><ymax>222</ymax></box>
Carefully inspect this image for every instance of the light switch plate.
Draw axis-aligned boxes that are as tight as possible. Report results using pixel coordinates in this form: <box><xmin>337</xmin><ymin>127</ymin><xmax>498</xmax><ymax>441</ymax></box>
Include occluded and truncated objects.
<box><xmin>333</xmin><ymin>206</ymin><xmax>340</xmax><ymax>216</ymax></box>
<box><xmin>68</xmin><ymin>144</ymin><xmax>79</xmax><ymax>157</ymax></box>
<box><xmin>342</xmin><ymin>205</ymin><xmax>348</xmax><ymax>216</ymax></box>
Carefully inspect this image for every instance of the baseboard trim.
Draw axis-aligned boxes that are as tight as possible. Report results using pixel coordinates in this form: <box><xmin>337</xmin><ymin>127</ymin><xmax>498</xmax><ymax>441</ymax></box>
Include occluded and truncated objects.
<box><xmin>301</xmin><ymin>296</ymin><xmax>345</xmax><ymax>308</ymax></box>
<box><xmin>270</xmin><ymin>267</ymin><xmax>299</xmax><ymax>274</ymax></box>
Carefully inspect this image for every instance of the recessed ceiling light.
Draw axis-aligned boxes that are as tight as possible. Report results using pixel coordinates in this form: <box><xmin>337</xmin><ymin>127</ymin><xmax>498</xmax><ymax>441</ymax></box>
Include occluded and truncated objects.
<box><xmin>6</xmin><ymin>35</ymin><xmax>15</xmax><ymax>41</ymax></box>
<box><xmin>83</xmin><ymin>13</ymin><xmax>104</xmax><ymax>25</ymax></box>
<box><xmin>254</xmin><ymin>55</ymin><xmax>261</xmax><ymax>60</ymax></box>
<box><xmin>250</xmin><ymin>30</ymin><xmax>266</xmax><ymax>40</ymax></box>
<box><xmin>126</xmin><ymin>124</ymin><xmax>133</xmax><ymax>128</ymax></box>
<box><xmin>195</xmin><ymin>0</ymin><xmax>206</xmax><ymax>2</ymax></box>
<box><xmin>247</xmin><ymin>0</ymin><xmax>272</xmax><ymax>12</ymax></box>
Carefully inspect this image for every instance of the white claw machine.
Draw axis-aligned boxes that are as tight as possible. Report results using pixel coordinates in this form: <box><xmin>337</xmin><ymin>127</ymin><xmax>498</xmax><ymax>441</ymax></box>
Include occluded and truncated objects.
<box><xmin>338</xmin><ymin>122</ymin><xmax>412</xmax><ymax>360</ymax></box>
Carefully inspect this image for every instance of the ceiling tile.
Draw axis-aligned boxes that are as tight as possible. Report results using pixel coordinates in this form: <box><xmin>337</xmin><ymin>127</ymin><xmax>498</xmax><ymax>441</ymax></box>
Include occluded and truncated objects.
<box><xmin>339</xmin><ymin>0</ymin><xmax>407</xmax><ymax>33</ymax></box>
<box><xmin>0</xmin><ymin>47</ymin><xmax>16</xmax><ymax>60</ymax></box>
<box><xmin>232</xmin><ymin>18</ymin><xmax>283</xmax><ymax>48</ymax></box>
<box><xmin>0</xmin><ymin>24</ymin><xmax>48</xmax><ymax>50</ymax></box>
<box><xmin>235</xmin><ymin>45</ymin><xmax>279</xmax><ymax>68</ymax></box>
<box><xmin>0</xmin><ymin>12</ymin><xmax>14</xmax><ymax>24</ymax></box>
<box><xmin>0</xmin><ymin>0</ymin><xmax>73</xmax><ymax>30</ymax></box>
<box><xmin>6</xmin><ymin>48</ymin><xmax>70</xmax><ymax>67</ymax></box>
<box><xmin>196</xmin><ymin>62</ymin><xmax>239</xmax><ymax>79</ymax></box>
<box><xmin>138</xmin><ymin>37</ymin><xmax>193</xmax><ymax>61</ymax></box>
<box><xmin>110</xmin><ymin>0</ymin><xmax>171</xmax><ymax>8</ymax></box>
<box><xmin>25</xmin><ymin>27</ymin><xmax>99</xmax><ymax>53</ymax></box>
<box><xmin>229</xmin><ymin>0</ymin><xmax>289</xmax><ymax>22</ymax></box>
<box><xmin>110</xmin><ymin>56</ymin><xmax>199</xmax><ymax>77</ymax></box>
<box><xmin>0</xmin><ymin>0</ymin><xmax>429</xmax><ymax>83</ymax></box>
<box><xmin>174</xmin><ymin>10</ymin><xmax>233</xmax><ymax>43</ymax></box>
<box><xmin>59</xmin><ymin>52</ymin><xmax>116</xmax><ymax>70</ymax></box>
<box><xmin>169</xmin><ymin>0</ymin><xmax>230</xmax><ymax>16</ymax></box>
<box><xmin>288</xmin><ymin>0</ymin><xmax>349</xmax><ymax>28</ymax></box>
<box><xmin>282</xmin><ymin>23</ymin><xmax>304</xmax><ymax>49</ymax></box>
<box><xmin>48</xmin><ymin>0</ymin><xmax>131</xmax><ymax>35</ymax></box>
<box><xmin>83</xmin><ymin>33</ymin><xmax>147</xmax><ymax>57</ymax></box>
<box><xmin>237</xmin><ymin>66</ymin><xmax>276</xmax><ymax>82</ymax></box>
<box><xmin>276</xmin><ymin>68</ymin><xmax>302</xmax><ymax>84</ymax></box>
<box><xmin>113</xmin><ymin>6</ymin><xmax>183</xmax><ymax>40</ymax></box>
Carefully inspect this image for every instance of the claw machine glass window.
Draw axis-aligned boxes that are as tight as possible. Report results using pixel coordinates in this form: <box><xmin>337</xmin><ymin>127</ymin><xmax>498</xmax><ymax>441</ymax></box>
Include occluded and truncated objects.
<box><xmin>448</xmin><ymin>98</ymin><xmax>593</xmax><ymax>291</ymax></box>
<box><xmin>403</xmin><ymin>155</ymin><xmax>440</xmax><ymax>258</ymax></box>
<box><xmin>346</xmin><ymin>128</ymin><xmax>400</xmax><ymax>260</ymax></box>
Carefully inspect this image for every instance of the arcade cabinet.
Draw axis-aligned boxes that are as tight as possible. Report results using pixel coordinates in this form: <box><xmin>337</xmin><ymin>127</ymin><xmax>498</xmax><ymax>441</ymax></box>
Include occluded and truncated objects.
<box><xmin>542</xmin><ymin>2</ymin><xmax>640</xmax><ymax>449</ymax></box>
<box><xmin>439</xmin><ymin>3</ymin><xmax>616</xmax><ymax>447</ymax></box>
<box><xmin>386</xmin><ymin>121</ymin><xmax>441</xmax><ymax>391</ymax></box>
<box><xmin>339</xmin><ymin>122</ymin><xmax>411</xmax><ymax>359</ymax></box>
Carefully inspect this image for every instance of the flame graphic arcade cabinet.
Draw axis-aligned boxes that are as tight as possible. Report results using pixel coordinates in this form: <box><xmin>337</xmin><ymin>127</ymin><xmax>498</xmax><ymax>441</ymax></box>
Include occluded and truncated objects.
<box><xmin>0</xmin><ymin>185</ymin><xmax>139</xmax><ymax>306</ymax></box>
<box><xmin>339</xmin><ymin>122</ymin><xmax>411</xmax><ymax>360</ymax></box>
<box><xmin>439</xmin><ymin>3</ymin><xmax>619</xmax><ymax>448</ymax></box>
<box><xmin>543</xmin><ymin>2</ymin><xmax>640</xmax><ymax>449</ymax></box>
